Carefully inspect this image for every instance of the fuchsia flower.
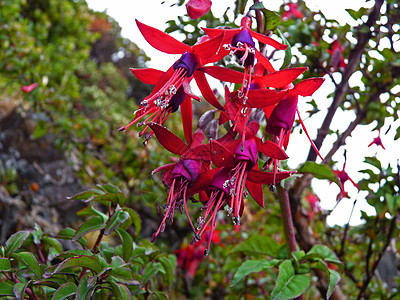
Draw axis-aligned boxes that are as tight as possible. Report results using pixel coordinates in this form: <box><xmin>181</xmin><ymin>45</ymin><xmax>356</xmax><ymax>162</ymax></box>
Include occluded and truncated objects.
<box><xmin>191</xmin><ymin>121</ymin><xmax>294</xmax><ymax>255</ymax></box>
<box><xmin>368</xmin><ymin>129</ymin><xmax>385</xmax><ymax>149</ymax></box>
<box><xmin>282</xmin><ymin>3</ymin><xmax>304</xmax><ymax>20</ymax></box>
<box><xmin>186</xmin><ymin>0</ymin><xmax>212</xmax><ymax>19</ymax></box>
<box><xmin>333</xmin><ymin>154</ymin><xmax>358</xmax><ymax>201</ymax></box>
<box><xmin>148</xmin><ymin>123</ymin><xmax>212</xmax><ymax>242</ymax></box>
<box><xmin>305</xmin><ymin>191</ymin><xmax>321</xmax><ymax>220</ymax></box>
<box><xmin>327</xmin><ymin>40</ymin><xmax>347</xmax><ymax>71</ymax></box>
<box><xmin>202</xmin><ymin>16</ymin><xmax>288</xmax><ymax>102</ymax></box>
<box><xmin>118</xmin><ymin>20</ymin><xmax>226</xmax><ymax>144</ymax></box>
<box><xmin>21</xmin><ymin>82</ymin><xmax>39</xmax><ymax>93</ymax></box>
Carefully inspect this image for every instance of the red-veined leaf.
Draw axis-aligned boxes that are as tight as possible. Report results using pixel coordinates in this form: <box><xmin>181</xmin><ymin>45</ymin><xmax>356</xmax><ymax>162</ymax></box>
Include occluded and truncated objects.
<box><xmin>148</xmin><ymin>123</ymin><xmax>189</xmax><ymax>155</ymax></box>
<box><xmin>136</xmin><ymin>19</ymin><xmax>190</xmax><ymax>54</ymax></box>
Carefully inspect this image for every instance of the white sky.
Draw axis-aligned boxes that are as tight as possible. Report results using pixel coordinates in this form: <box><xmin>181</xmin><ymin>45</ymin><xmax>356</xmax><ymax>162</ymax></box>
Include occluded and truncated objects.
<box><xmin>86</xmin><ymin>0</ymin><xmax>400</xmax><ymax>226</ymax></box>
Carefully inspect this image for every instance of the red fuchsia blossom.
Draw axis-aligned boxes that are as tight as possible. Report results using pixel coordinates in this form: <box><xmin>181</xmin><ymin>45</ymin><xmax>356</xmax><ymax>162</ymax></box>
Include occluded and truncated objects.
<box><xmin>186</xmin><ymin>0</ymin><xmax>212</xmax><ymax>19</ymax></box>
<box><xmin>118</xmin><ymin>20</ymin><xmax>226</xmax><ymax>144</ymax></box>
<box><xmin>327</xmin><ymin>40</ymin><xmax>347</xmax><ymax>71</ymax></box>
<box><xmin>21</xmin><ymin>82</ymin><xmax>39</xmax><ymax>93</ymax></box>
<box><xmin>148</xmin><ymin>123</ymin><xmax>212</xmax><ymax>242</ymax></box>
<box><xmin>191</xmin><ymin>122</ymin><xmax>294</xmax><ymax>255</ymax></box>
<box><xmin>281</xmin><ymin>3</ymin><xmax>304</xmax><ymax>20</ymax></box>
<box><xmin>368</xmin><ymin>128</ymin><xmax>385</xmax><ymax>149</ymax></box>
<box><xmin>305</xmin><ymin>191</ymin><xmax>321</xmax><ymax>220</ymax></box>
<box><xmin>202</xmin><ymin>16</ymin><xmax>288</xmax><ymax>103</ymax></box>
<box><xmin>333</xmin><ymin>154</ymin><xmax>358</xmax><ymax>201</ymax></box>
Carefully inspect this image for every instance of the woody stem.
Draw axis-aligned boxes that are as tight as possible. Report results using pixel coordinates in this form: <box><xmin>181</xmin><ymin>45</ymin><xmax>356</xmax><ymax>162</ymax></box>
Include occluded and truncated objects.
<box><xmin>277</xmin><ymin>185</ymin><xmax>297</xmax><ymax>253</ymax></box>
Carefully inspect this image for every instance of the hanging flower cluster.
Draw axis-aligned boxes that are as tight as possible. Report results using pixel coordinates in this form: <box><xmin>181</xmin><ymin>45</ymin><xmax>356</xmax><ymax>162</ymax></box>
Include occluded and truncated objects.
<box><xmin>119</xmin><ymin>16</ymin><xmax>324</xmax><ymax>256</ymax></box>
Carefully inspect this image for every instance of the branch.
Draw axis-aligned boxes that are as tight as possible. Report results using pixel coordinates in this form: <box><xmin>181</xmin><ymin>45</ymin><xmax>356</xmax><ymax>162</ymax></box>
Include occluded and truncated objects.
<box><xmin>307</xmin><ymin>0</ymin><xmax>384</xmax><ymax>162</ymax></box>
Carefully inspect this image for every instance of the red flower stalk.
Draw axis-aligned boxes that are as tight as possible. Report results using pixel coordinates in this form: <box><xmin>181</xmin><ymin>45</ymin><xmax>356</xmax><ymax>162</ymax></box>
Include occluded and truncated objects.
<box><xmin>148</xmin><ymin>123</ymin><xmax>212</xmax><ymax>242</ymax></box>
<box><xmin>282</xmin><ymin>3</ymin><xmax>304</xmax><ymax>20</ymax></box>
<box><xmin>192</xmin><ymin>123</ymin><xmax>293</xmax><ymax>255</ymax></box>
<box><xmin>21</xmin><ymin>82</ymin><xmax>39</xmax><ymax>93</ymax></box>
<box><xmin>368</xmin><ymin>128</ymin><xmax>385</xmax><ymax>149</ymax></box>
<box><xmin>202</xmin><ymin>16</ymin><xmax>288</xmax><ymax>103</ymax></box>
<box><xmin>186</xmin><ymin>0</ymin><xmax>212</xmax><ymax>19</ymax></box>
<box><xmin>118</xmin><ymin>20</ymin><xmax>226</xmax><ymax>143</ymax></box>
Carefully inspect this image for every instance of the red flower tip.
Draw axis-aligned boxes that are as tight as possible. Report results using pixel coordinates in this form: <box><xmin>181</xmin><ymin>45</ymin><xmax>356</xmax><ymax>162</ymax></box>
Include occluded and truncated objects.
<box><xmin>21</xmin><ymin>83</ymin><xmax>39</xmax><ymax>93</ymax></box>
<box><xmin>186</xmin><ymin>0</ymin><xmax>212</xmax><ymax>19</ymax></box>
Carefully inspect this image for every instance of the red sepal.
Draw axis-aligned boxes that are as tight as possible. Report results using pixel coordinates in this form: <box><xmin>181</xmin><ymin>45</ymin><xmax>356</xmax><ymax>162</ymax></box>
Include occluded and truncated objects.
<box><xmin>250</xmin><ymin>30</ymin><xmax>288</xmax><ymax>50</ymax></box>
<box><xmin>180</xmin><ymin>96</ymin><xmax>193</xmax><ymax>146</ymax></box>
<box><xmin>181</xmin><ymin>144</ymin><xmax>211</xmax><ymax>161</ymax></box>
<box><xmin>187</xmin><ymin>168</ymin><xmax>220</xmax><ymax>196</ymax></box>
<box><xmin>290</xmin><ymin>77</ymin><xmax>325</xmax><ymax>97</ymax></box>
<box><xmin>246</xmin><ymin>180</ymin><xmax>264</xmax><ymax>207</ymax></box>
<box><xmin>202</xmin><ymin>27</ymin><xmax>239</xmax><ymax>43</ymax></box>
<box><xmin>194</xmin><ymin>71</ymin><xmax>224</xmax><ymax>110</ymax></box>
<box><xmin>200</xmin><ymin>66</ymin><xmax>244</xmax><ymax>83</ymax></box>
<box><xmin>192</xmin><ymin>32</ymin><xmax>225</xmax><ymax>64</ymax></box>
<box><xmin>255</xmin><ymin>138</ymin><xmax>289</xmax><ymax>160</ymax></box>
<box><xmin>247</xmin><ymin>170</ymin><xmax>295</xmax><ymax>184</ymax></box>
<box><xmin>231</xmin><ymin>89</ymin><xmax>285</xmax><ymax>108</ymax></box>
<box><xmin>136</xmin><ymin>19</ymin><xmax>190</xmax><ymax>54</ymax></box>
<box><xmin>255</xmin><ymin>48</ymin><xmax>276</xmax><ymax>73</ymax></box>
<box><xmin>129</xmin><ymin>68</ymin><xmax>164</xmax><ymax>85</ymax></box>
<box><xmin>192</xmin><ymin>128</ymin><xmax>205</xmax><ymax>148</ymax></box>
<box><xmin>147</xmin><ymin>123</ymin><xmax>189</xmax><ymax>155</ymax></box>
<box><xmin>259</xmin><ymin>67</ymin><xmax>308</xmax><ymax>89</ymax></box>
<box><xmin>148</xmin><ymin>66</ymin><xmax>175</xmax><ymax>98</ymax></box>
<box><xmin>210</xmin><ymin>140</ymin><xmax>236</xmax><ymax>167</ymax></box>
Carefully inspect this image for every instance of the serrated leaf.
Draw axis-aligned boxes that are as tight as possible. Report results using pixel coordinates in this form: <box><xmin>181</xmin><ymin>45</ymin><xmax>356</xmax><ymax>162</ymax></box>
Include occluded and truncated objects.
<box><xmin>73</xmin><ymin>216</ymin><xmax>105</xmax><ymax>242</ymax></box>
<box><xmin>52</xmin><ymin>282</ymin><xmax>77</xmax><ymax>300</ymax></box>
<box><xmin>271</xmin><ymin>260</ymin><xmax>310</xmax><ymax>300</ymax></box>
<box><xmin>105</xmin><ymin>206</ymin><xmax>130</xmax><ymax>236</ymax></box>
<box><xmin>298</xmin><ymin>162</ymin><xmax>341</xmax><ymax>188</ymax></box>
<box><xmin>0</xmin><ymin>258</ymin><xmax>11</xmax><ymax>272</ymax></box>
<box><xmin>0</xmin><ymin>282</ymin><xmax>14</xmax><ymax>296</ymax></box>
<box><xmin>231</xmin><ymin>259</ymin><xmax>278</xmax><ymax>286</ymax></box>
<box><xmin>5</xmin><ymin>231</ymin><xmax>31</xmax><ymax>256</ymax></box>
<box><xmin>12</xmin><ymin>252</ymin><xmax>42</xmax><ymax>280</ymax></box>
<box><xmin>115</xmin><ymin>228</ymin><xmax>133</xmax><ymax>261</ymax></box>
<box><xmin>231</xmin><ymin>235</ymin><xmax>279</xmax><ymax>257</ymax></box>
<box><xmin>49</xmin><ymin>255</ymin><xmax>101</xmax><ymax>276</ymax></box>
<box><xmin>327</xmin><ymin>269</ymin><xmax>341</xmax><ymax>299</ymax></box>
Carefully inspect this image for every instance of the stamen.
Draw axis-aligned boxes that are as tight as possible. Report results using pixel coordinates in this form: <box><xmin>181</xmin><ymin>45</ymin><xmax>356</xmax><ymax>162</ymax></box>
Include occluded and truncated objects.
<box><xmin>232</xmin><ymin>216</ymin><xmax>240</xmax><ymax>225</ymax></box>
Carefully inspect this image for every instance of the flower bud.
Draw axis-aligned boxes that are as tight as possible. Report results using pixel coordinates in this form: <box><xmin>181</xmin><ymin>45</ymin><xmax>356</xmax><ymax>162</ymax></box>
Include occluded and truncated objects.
<box><xmin>186</xmin><ymin>0</ymin><xmax>212</xmax><ymax>19</ymax></box>
<box><xmin>266</xmin><ymin>94</ymin><xmax>298</xmax><ymax>136</ymax></box>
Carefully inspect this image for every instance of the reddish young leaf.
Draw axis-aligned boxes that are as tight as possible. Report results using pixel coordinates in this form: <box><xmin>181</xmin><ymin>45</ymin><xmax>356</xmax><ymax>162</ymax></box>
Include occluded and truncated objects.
<box><xmin>246</xmin><ymin>180</ymin><xmax>264</xmax><ymax>208</ymax></box>
<box><xmin>200</xmin><ymin>66</ymin><xmax>244</xmax><ymax>83</ymax></box>
<box><xmin>136</xmin><ymin>19</ymin><xmax>190</xmax><ymax>54</ymax></box>
<box><xmin>194</xmin><ymin>71</ymin><xmax>224</xmax><ymax>110</ymax></box>
<box><xmin>247</xmin><ymin>170</ymin><xmax>295</xmax><ymax>184</ymax></box>
<box><xmin>259</xmin><ymin>67</ymin><xmax>308</xmax><ymax>89</ymax></box>
<box><xmin>250</xmin><ymin>30</ymin><xmax>288</xmax><ymax>50</ymax></box>
<box><xmin>148</xmin><ymin>123</ymin><xmax>189</xmax><ymax>155</ymax></box>
<box><xmin>290</xmin><ymin>77</ymin><xmax>325</xmax><ymax>97</ymax></box>
<box><xmin>180</xmin><ymin>96</ymin><xmax>193</xmax><ymax>146</ymax></box>
<box><xmin>129</xmin><ymin>68</ymin><xmax>164</xmax><ymax>85</ymax></box>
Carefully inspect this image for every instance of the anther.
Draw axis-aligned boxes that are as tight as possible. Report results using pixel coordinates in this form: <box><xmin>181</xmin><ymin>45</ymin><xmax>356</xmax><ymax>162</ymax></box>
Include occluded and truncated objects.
<box><xmin>269</xmin><ymin>184</ymin><xmax>276</xmax><ymax>192</ymax></box>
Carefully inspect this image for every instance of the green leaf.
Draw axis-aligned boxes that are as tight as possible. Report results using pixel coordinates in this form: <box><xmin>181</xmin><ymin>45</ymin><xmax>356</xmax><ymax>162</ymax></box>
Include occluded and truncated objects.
<box><xmin>231</xmin><ymin>259</ymin><xmax>278</xmax><ymax>286</ymax></box>
<box><xmin>386</xmin><ymin>193</ymin><xmax>400</xmax><ymax>215</ymax></box>
<box><xmin>364</xmin><ymin>157</ymin><xmax>382</xmax><ymax>171</ymax></box>
<box><xmin>231</xmin><ymin>235</ymin><xmax>279</xmax><ymax>257</ymax></box>
<box><xmin>13</xmin><ymin>280</ymin><xmax>31</xmax><ymax>300</ymax></box>
<box><xmin>262</xmin><ymin>10</ymin><xmax>282</xmax><ymax>31</ymax></box>
<box><xmin>97</xmin><ymin>183</ymin><xmax>120</xmax><ymax>194</ymax></box>
<box><xmin>56</xmin><ymin>228</ymin><xmax>87</xmax><ymax>248</ymax></box>
<box><xmin>32</xmin><ymin>120</ymin><xmax>47</xmax><ymax>139</ymax></box>
<box><xmin>12</xmin><ymin>252</ymin><xmax>42</xmax><ymax>280</ymax></box>
<box><xmin>298</xmin><ymin>162</ymin><xmax>341</xmax><ymax>188</ymax></box>
<box><xmin>122</xmin><ymin>207</ymin><xmax>142</xmax><ymax>236</ymax></box>
<box><xmin>49</xmin><ymin>255</ymin><xmax>102</xmax><ymax>275</ymax></box>
<box><xmin>104</xmin><ymin>206</ymin><xmax>130</xmax><ymax>235</ymax></box>
<box><xmin>327</xmin><ymin>269</ymin><xmax>341</xmax><ymax>299</ymax></box>
<box><xmin>77</xmin><ymin>206</ymin><xmax>108</xmax><ymax>222</ymax></box>
<box><xmin>73</xmin><ymin>216</ymin><xmax>105</xmax><ymax>242</ymax></box>
<box><xmin>0</xmin><ymin>282</ymin><xmax>14</xmax><ymax>296</ymax></box>
<box><xmin>271</xmin><ymin>260</ymin><xmax>310</xmax><ymax>300</ymax></box>
<box><xmin>51</xmin><ymin>282</ymin><xmax>77</xmax><ymax>300</ymax></box>
<box><xmin>109</xmin><ymin>267</ymin><xmax>139</xmax><ymax>285</ymax></box>
<box><xmin>109</xmin><ymin>280</ymin><xmax>131</xmax><ymax>300</ymax></box>
<box><xmin>307</xmin><ymin>245</ymin><xmax>342</xmax><ymax>266</ymax></box>
<box><xmin>32</xmin><ymin>223</ymin><xmax>43</xmax><ymax>245</ymax></box>
<box><xmin>5</xmin><ymin>231</ymin><xmax>31</xmax><ymax>256</ymax></box>
<box><xmin>75</xmin><ymin>276</ymin><xmax>95</xmax><ymax>300</ymax></box>
<box><xmin>0</xmin><ymin>258</ymin><xmax>11</xmax><ymax>272</ymax></box>
<box><xmin>66</xmin><ymin>189</ymin><xmax>102</xmax><ymax>201</ymax></box>
<box><xmin>115</xmin><ymin>228</ymin><xmax>133</xmax><ymax>261</ymax></box>
<box><xmin>276</xmin><ymin>28</ymin><xmax>292</xmax><ymax>68</ymax></box>
<box><xmin>158</xmin><ymin>255</ymin><xmax>176</xmax><ymax>289</ymax></box>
